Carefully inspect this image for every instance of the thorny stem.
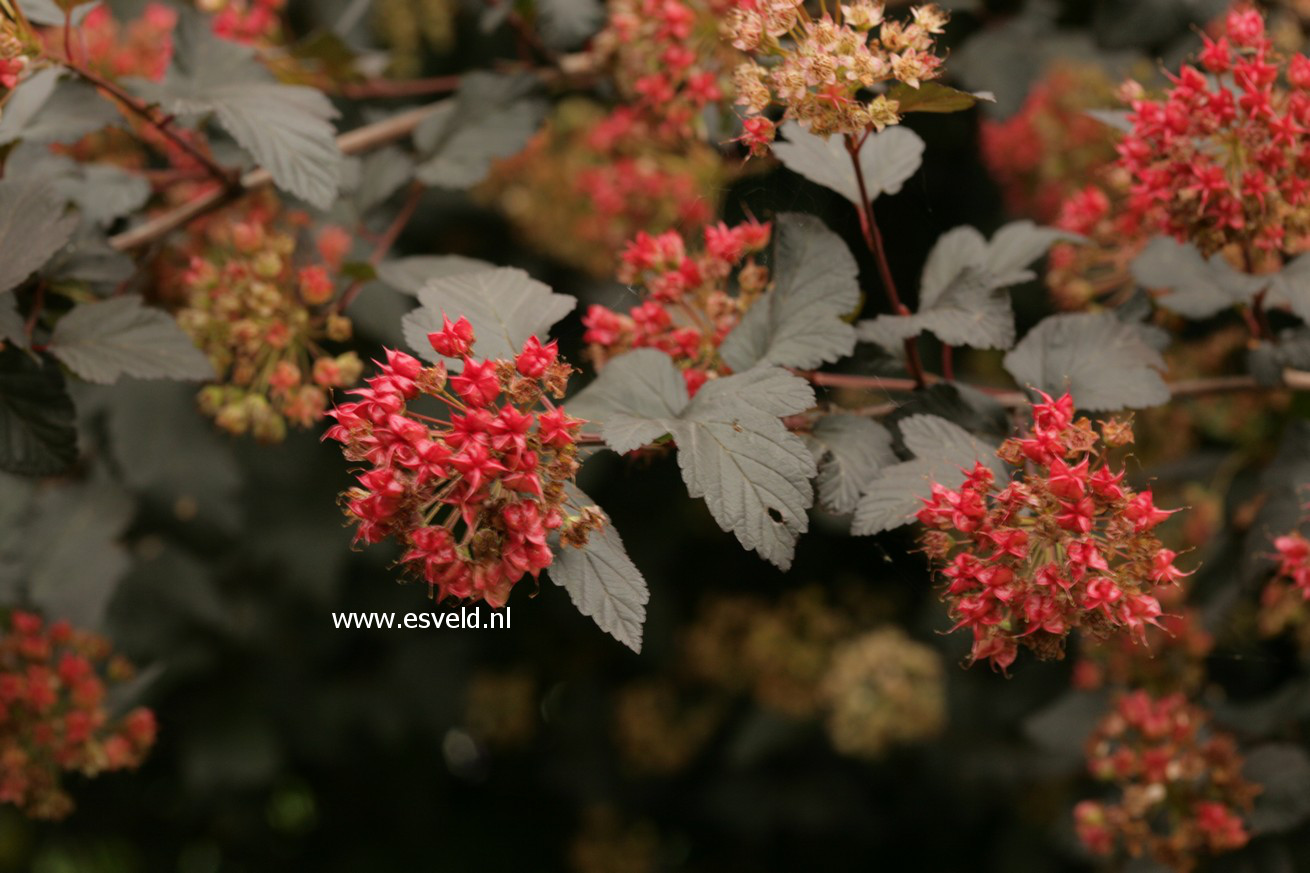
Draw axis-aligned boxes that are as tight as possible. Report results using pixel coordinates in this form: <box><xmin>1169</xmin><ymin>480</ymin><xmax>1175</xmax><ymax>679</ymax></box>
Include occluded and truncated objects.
<box><xmin>60</xmin><ymin>56</ymin><xmax>235</xmax><ymax>188</ymax></box>
<box><xmin>844</xmin><ymin>133</ymin><xmax>927</xmax><ymax>389</ymax></box>
<box><xmin>335</xmin><ymin>181</ymin><xmax>426</xmax><ymax>314</ymax></box>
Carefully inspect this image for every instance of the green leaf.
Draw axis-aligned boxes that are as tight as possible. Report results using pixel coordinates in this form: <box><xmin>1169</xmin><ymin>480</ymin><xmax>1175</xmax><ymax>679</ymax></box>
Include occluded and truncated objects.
<box><xmin>377</xmin><ymin>255</ymin><xmax>494</xmax><ymax>296</ymax></box>
<box><xmin>139</xmin><ymin>13</ymin><xmax>342</xmax><ymax>208</ymax></box>
<box><xmin>851</xmin><ymin>415</ymin><xmax>1002</xmax><ymax>535</ymax></box>
<box><xmin>564</xmin><ymin>349</ymin><xmax>689</xmax><ymax>454</ymax></box>
<box><xmin>24</xmin><ymin>479</ymin><xmax>134</xmax><ymax>631</ymax></box>
<box><xmin>669</xmin><ymin>370</ymin><xmax>817</xmax><ymax>569</ymax></box>
<box><xmin>569</xmin><ymin>357</ymin><xmax>817</xmax><ymax>567</ymax></box>
<box><xmin>0</xmin><ymin>69</ymin><xmax>122</xmax><ymax>146</ymax></box>
<box><xmin>719</xmin><ymin>213</ymin><xmax>859</xmax><ymax>371</ymax></box>
<box><xmin>1131</xmin><ymin>236</ymin><xmax>1262</xmax><ymax>319</ymax></box>
<box><xmin>886</xmin><ymin>81</ymin><xmax>996</xmax><ymax>114</ymax></box>
<box><xmin>1003</xmin><ymin>311</ymin><xmax>1169</xmax><ymax>411</ymax></box>
<box><xmin>0</xmin><ymin>177</ymin><xmax>79</xmax><ymax>295</ymax></box>
<box><xmin>805</xmin><ymin>415</ymin><xmax>896</xmax><ymax>515</ymax></box>
<box><xmin>414</xmin><ymin>72</ymin><xmax>548</xmax><ymax>189</ymax></box>
<box><xmin>0</xmin><ymin>348</ymin><xmax>78</xmax><ymax>476</ymax></box>
<box><xmin>857</xmin><ymin>222</ymin><xmax>1072</xmax><ymax>350</ymax></box>
<box><xmin>771</xmin><ymin>120</ymin><xmax>924</xmax><ymax>207</ymax></box>
<box><xmin>48</xmin><ymin>296</ymin><xmax>216</xmax><ymax>384</ymax></box>
<box><xmin>401</xmin><ymin>267</ymin><xmax>576</xmax><ymax>369</ymax></box>
<box><xmin>548</xmin><ymin>485</ymin><xmax>648</xmax><ymax>652</ymax></box>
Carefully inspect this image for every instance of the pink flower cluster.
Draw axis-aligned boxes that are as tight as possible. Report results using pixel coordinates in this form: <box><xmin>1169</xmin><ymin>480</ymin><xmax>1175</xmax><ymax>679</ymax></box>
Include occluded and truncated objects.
<box><xmin>44</xmin><ymin>3</ymin><xmax>177</xmax><ymax>81</ymax></box>
<box><xmin>582</xmin><ymin>220</ymin><xmax>771</xmax><ymax>395</ymax></box>
<box><xmin>1076</xmin><ymin>691</ymin><xmax>1256</xmax><ymax>872</ymax></box>
<box><xmin>0</xmin><ymin>612</ymin><xmax>157</xmax><ymax>821</ymax></box>
<box><xmin>1119</xmin><ymin>5</ymin><xmax>1310</xmax><ymax>254</ymax></box>
<box><xmin>325</xmin><ymin>321</ymin><xmax>603</xmax><ymax>607</ymax></box>
<box><xmin>917</xmin><ymin>393</ymin><xmax>1188</xmax><ymax>671</ymax></box>
<box><xmin>207</xmin><ymin>0</ymin><xmax>285</xmax><ymax>46</ymax></box>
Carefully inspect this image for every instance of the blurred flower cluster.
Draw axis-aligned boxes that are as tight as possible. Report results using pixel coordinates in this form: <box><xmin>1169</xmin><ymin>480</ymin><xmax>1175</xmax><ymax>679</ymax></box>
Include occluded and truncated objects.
<box><xmin>582</xmin><ymin>219</ymin><xmax>772</xmax><ymax>394</ymax></box>
<box><xmin>200</xmin><ymin>0</ymin><xmax>285</xmax><ymax>46</ymax></box>
<box><xmin>325</xmin><ymin>324</ymin><xmax>596</xmax><ymax>607</ymax></box>
<box><xmin>917</xmin><ymin>393</ymin><xmax>1189</xmax><ymax>671</ymax></box>
<box><xmin>0</xmin><ymin>612</ymin><xmax>156</xmax><ymax>821</ymax></box>
<box><xmin>1075</xmin><ymin>691</ymin><xmax>1257</xmax><ymax>872</ymax></box>
<box><xmin>593</xmin><ymin>0</ymin><xmax>742</xmax><ymax>141</ymax></box>
<box><xmin>174</xmin><ymin>194</ymin><xmax>362</xmax><ymax>440</ymax></box>
<box><xmin>728</xmin><ymin>1</ymin><xmax>949</xmax><ymax>152</ymax></box>
<box><xmin>1072</xmin><ymin>586</ymin><xmax>1214</xmax><ymax>696</ymax></box>
<box><xmin>1257</xmin><ymin>525</ymin><xmax>1310</xmax><ymax>642</ymax></box>
<box><xmin>42</xmin><ymin>3</ymin><xmax>176</xmax><ymax>81</ymax></box>
<box><xmin>819</xmin><ymin>627</ymin><xmax>945</xmax><ymax>761</ymax></box>
<box><xmin>479</xmin><ymin>100</ymin><xmax>729</xmax><ymax>276</ymax></box>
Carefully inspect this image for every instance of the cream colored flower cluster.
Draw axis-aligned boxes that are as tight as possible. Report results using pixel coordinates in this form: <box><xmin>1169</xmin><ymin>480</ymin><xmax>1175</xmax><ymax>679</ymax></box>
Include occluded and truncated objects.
<box><xmin>727</xmin><ymin>1</ymin><xmax>948</xmax><ymax>149</ymax></box>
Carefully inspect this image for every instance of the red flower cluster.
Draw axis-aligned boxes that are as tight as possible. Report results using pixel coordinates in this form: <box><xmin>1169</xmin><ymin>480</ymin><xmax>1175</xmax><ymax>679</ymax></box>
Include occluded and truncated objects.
<box><xmin>594</xmin><ymin>0</ymin><xmax>739</xmax><ymax>142</ymax></box>
<box><xmin>582</xmin><ymin>220</ymin><xmax>771</xmax><ymax>395</ymax></box>
<box><xmin>206</xmin><ymin>0</ymin><xmax>285</xmax><ymax>46</ymax></box>
<box><xmin>1119</xmin><ymin>5</ymin><xmax>1310</xmax><ymax>255</ymax></box>
<box><xmin>325</xmin><ymin>322</ymin><xmax>604</xmax><ymax>607</ymax></box>
<box><xmin>0</xmin><ymin>612</ymin><xmax>157</xmax><ymax>820</ymax></box>
<box><xmin>43</xmin><ymin>3</ymin><xmax>177</xmax><ymax>81</ymax></box>
<box><xmin>1257</xmin><ymin>528</ymin><xmax>1310</xmax><ymax>639</ymax></box>
<box><xmin>917</xmin><ymin>393</ymin><xmax>1188</xmax><ymax>671</ymax></box>
<box><xmin>479</xmin><ymin>100</ymin><xmax>727</xmax><ymax>277</ymax></box>
<box><xmin>980</xmin><ymin>63</ymin><xmax>1124</xmax><ymax>223</ymax></box>
<box><xmin>1076</xmin><ymin>691</ymin><xmax>1257</xmax><ymax>872</ymax></box>
<box><xmin>177</xmin><ymin>194</ymin><xmax>362</xmax><ymax>440</ymax></box>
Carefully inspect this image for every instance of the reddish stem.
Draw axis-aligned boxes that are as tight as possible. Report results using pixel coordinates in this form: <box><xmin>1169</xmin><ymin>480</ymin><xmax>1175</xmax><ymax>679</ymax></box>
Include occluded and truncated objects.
<box><xmin>335</xmin><ymin>182</ymin><xmax>426</xmax><ymax>314</ymax></box>
<box><xmin>844</xmin><ymin>133</ymin><xmax>927</xmax><ymax>388</ymax></box>
<box><xmin>338</xmin><ymin>76</ymin><xmax>461</xmax><ymax>99</ymax></box>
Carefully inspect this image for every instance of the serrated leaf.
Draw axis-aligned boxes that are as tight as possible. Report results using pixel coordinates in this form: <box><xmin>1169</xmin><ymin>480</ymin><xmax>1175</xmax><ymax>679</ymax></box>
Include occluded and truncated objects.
<box><xmin>6</xmin><ymin>144</ymin><xmax>150</xmax><ymax>227</ymax></box>
<box><xmin>851</xmin><ymin>415</ymin><xmax>1002</xmax><ymax>535</ymax></box>
<box><xmin>1268</xmin><ymin>253</ymin><xmax>1310</xmax><ymax>324</ymax></box>
<box><xmin>401</xmin><ymin>267</ymin><xmax>576</xmax><ymax>369</ymax></box>
<box><xmin>349</xmin><ymin>145</ymin><xmax>416</xmax><ymax>214</ymax></box>
<box><xmin>18</xmin><ymin>0</ymin><xmax>98</xmax><ymax>25</ymax></box>
<box><xmin>139</xmin><ymin>14</ymin><xmax>342</xmax><ymax>208</ymax></box>
<box><xmin>669</xmin><ymin>371</ymin><xmax>816</xmax><ymax>569</ymax></box>
<box><xmin>569</xmin><ymin>357</ymin><xmax>816</xmax><ymax>567</ymax></box>
<box><xmin>377</xmin><ymin>255</ymin><xmax>494</xmax><ymax>296</ymax></box>
<box><xmin>719</xmin><ymin>213</ymin><xmax>859</xmax><ymax>372</ymax></box>
<box><xmin>26</xmin><ymin>479</ymin><xmax>133</xmax><ymax>631</ymax></box>
<box><xmin>806</xmin><ymin>415</ymin><xmax>896</xmax><ymax>514</ymax></box>
<box><xmin>563</xmin><ymin>349</ymin><xmax>689</xmax><ymax>453</ymax></box>
<box><xmin>857</xmin><ymin>222</ymin><xmax>1070</xmax><ymax>350</ymax></box>
<box><xmin>887</xmin><ymin>81</ymin><xmax>995</xmax><ymax>113</ymax></box>
<box><xmin>1003</xmin><ymin>312</ymin><xmax>1169</xmax><ymax>411</ymax></box>
<box><xmin>771</xmin><ymin>120</ymin><xmax>924</xmax><ymax>207</ymax></box>
<box><xmin>48</xmin><ymin>296</ymin><xmax>215</xmax><ymax>384</ymax></box>
<box><xmin>549</xmin><ymin>484</ymin><xmax>648</xmax><ymax>652</ymax></box>
<box><xmin>0</xmin><ymin>348</ymin><xmax>78</xmax><ymax>476</ymax></box>
<box><xmin>1245</xmin><ymin>744</ymin><xmax>1310</xmax><ymax>835</ymax></box>
<box><xmin>1132</xmin><ymin>236</ymin><xmax>1263</xmax><ymax>319</ymax></box>
<box><xmin>414</xmin><ymin>72</ymin><xmax>547</xmax><ymax>189</ymax></box>
<box><xmin>42</xmin><ymin>227</ymin><xmax>135</xmax><ymax>285</ymax></box>
<box><xmin>0</xmin><ymin>177</ymin><xmax>79</xmax><ymax>295</ymax></box>
<box><xmin>0</xmin><ymin>69</ymin><xmax>122</xmax><ymax>146</ymax></box>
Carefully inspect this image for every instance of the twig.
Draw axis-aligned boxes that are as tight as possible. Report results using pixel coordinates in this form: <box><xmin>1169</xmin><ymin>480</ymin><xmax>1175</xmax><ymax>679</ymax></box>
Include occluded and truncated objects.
<box><xmin>797</xmin><ymin>369</ymin><xmax>1310</xmax><ymax>408</ymax></box>
<box><xmin>337</xmin><ymin>76</ymin><xmax>461</xmax><ymax>99</ymax></box>
<box><xmin>60</xmin><ymin>57</ymin><xmax>234</xmax><ymax>186</ymax></box>
<box><xmin>108</xmin><ymin>104</ymin><xmax>441</xmax><ymax>252</ymax></box>
<box><xmin>335</xmin><ymin>181</ymin><xmax>426</xmax><ymax>313</ymax></box>
<box><xmin>845</xmin><ymin>133</ymin><xmax>927</xmax><ymax>388</ymax></box>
